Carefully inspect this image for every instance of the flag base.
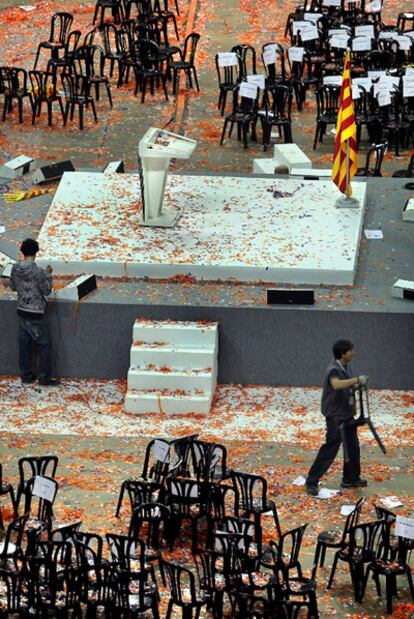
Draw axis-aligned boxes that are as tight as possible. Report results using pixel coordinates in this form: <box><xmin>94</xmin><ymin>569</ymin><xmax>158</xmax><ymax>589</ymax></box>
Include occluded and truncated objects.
<box><xmin>335</xmin><ymin>196</ymin><xmax>359</xmax><ymax>209</ymax></box>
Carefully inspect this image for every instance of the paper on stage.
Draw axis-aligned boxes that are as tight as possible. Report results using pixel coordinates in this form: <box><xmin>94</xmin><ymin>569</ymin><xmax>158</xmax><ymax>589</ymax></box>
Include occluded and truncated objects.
<box><xmin>381</xmin><ymin>496</ymin><xmax>403</xmax><ymax>509</ymax></box>
<box><xmin>317</xmin><ymin>488</ymin><xmax>340</xmax><ymax>499</ymax></box>
<box><xmin>292</xmin><ymin>475</ymin><xmax>306</xmax><ymax>486</ymax></box>
<box><xmin>364</xmin><ymin>229</ymin><xmax>383</xmax><ymax>239</ymax></box>
<box><xmin>396</xmin><ymin>516</ymin><xmax>414</xmax><ymax>540</ymax></box>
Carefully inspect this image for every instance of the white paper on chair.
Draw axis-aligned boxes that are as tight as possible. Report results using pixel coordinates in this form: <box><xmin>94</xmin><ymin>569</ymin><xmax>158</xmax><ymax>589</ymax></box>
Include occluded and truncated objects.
<box><xmin>323</xmin><ymin>0</ymin><xmax>341</xmax><ymax>7</ymax></box>
<box><xmin>406</xmin><ymin>67</ymin><xmax>414</xmax><ymax>75</ymax></box>
<box><xmin>317</xmin><ymin>488</ymin><xmax>340</xmax><ymax>499</ymax></box>
<box><xmin>354</xmin><ymin>25</ymin><xmax>375</xmax><ymax>37</ymax></box>
<box><xmin>353</xmin><ymin>77</ymin><xmax>372</xmax><ymax>90</ymax></box>
<box><xmin>304</xmin><ymin>12</ymin><xmax>322</xmax><ymax>23</ymax></box>
<box><xmin>352</xmin><ymin>37</ymin><xmax>372</xmax><ymax>51</ymax></box>
<box><xmin>292</xmin><ymin>21</ymin><xmax>309</xmax><ymax>36</ymax></box>
<box><xmin>247</xmin><ymin>74</ymin><xmax>265</xmax><ymax>89</ymax></box>
<box><xmin>300</xmin><ymin>25</ymin><xmax>319</xmax><ymax>41</ymax></box>
<box><xmin>0</xmin><ymin>226</ymin><xmax>5</xmax><ymax>234</ymax></box>
<box><xmin>217</xmin><ymin>52</ymin><xmax>238</xmax><ymax>67</ymax></box>
<box><xmin>292</xmin><ymin>476</ymin><xmax>306</xmax><ymax>486</ymax></box>
<box><xmin>396</xmin><ymin>516</ymin><xmax>414</xmax><ymax>540</ymax></box>
<box><xmin>352</xmin><ymin>85</ymin><xmax>362</xmax><ymax>99</ymax></box>
<box><xmin>288</xmin><ymin>47</ymin><xmax>304</xmax><ymax>63</ymax></box>
<box><xmin>263</xmin><ymin>48</ymin><xmax>277</xmax><ymax>65</ymax></box>
<box><xmin>239</xmin><ymin>81</ymin><xmax>258</xmax><ymax>99</ymax></box>
<box><xmin>341</xmin><ymin>504</ymin><xmax>356</xmax><ymax>516</ymax></box>
<box><xmin>364</xmin><ymin>0</ymin><xmax>381</xmax><ymax>13</ymax></box>
<box><xmin>32</xmin><ymin>476</ymin><xmax>56</xmax><ymax>502</ymax></box>
<box><xmin>364</xmin><ymin>229</ymin><xmax>383</xmax><ymax>239</ymax></box>
<box><xmin>324</xmin><ymin>75</ymin><xmax>342</xmax><ymax>86</ymax></box>
<box><xmin>368</xmin><ymin>70</ymin><xmax>387</xmax><ymax>79</ymax></box>
<box><xmin>153</xmin><ymin>439</ymin><xmax>170</xmax><ymax>463</ymax></box>
<box><xmin>329</xmin><ymin>28</ymin><xmax>350</xmax><ymax>36</ymax></box>
<box><xmin>381</xmin><ymin>496</ymin><xmax>403</xmax><ymax>509</ymax></box>
<box><xmin>330</xmin><ymin>34</ymin><xmax>349</xmax><ymax>49</ymax></box>
<box><xmin>405</xmin><ymin>31</ymin><xmax>414</xmax><ymax>40</ymax></box>
<box><xmin>376</xmin><ymin>90</ymin><xmax>392</xmax><ymax>106</ymax></box>
<box><xmin>396</xmin><ymin>35</ymin><xmax>412</xmax><ymax>50</ymax></box>
<box><xmin>403</xmin><ymin>81</ymin><xmax>414</xmax><ymax>97</ymax></box>
<box><xmin>378</xmin><ymin>30</ymin><xmax>397</xmax><ymax>39</ymax></box>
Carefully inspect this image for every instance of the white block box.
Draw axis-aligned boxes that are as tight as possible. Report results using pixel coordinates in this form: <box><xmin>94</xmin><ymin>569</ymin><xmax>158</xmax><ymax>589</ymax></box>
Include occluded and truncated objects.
<box><xmin>127</xmin><ymin>366</ymin><xmax>216</xmax><ymax>390</ymax></box>
<box><xmin>402</xmin><ymin>198</ymin><xmax>414</xmax><ymax>222</ymax></box>
<box><xmin>392</xmin><ymin>279</ymin><xmax>414</xmax><ymax>299</ymax></box>
<box><xmin>273</xmin><ymin>144</ymin><xmax>312</xmax><ymax>171</ymax></box>
<box><xmin>0</xmin><ymin>155</ymin><xmax>35</xmax><ymax>179</ymax></box>
<box><xmin>130</xmin><ymin>343</ymin><xmax>216</xmax><ymax>369</ymax></box>
<box><xmin>133</xmin><ymin>319</ymin><xmax>218</xmax><ymax>348</ymax></box>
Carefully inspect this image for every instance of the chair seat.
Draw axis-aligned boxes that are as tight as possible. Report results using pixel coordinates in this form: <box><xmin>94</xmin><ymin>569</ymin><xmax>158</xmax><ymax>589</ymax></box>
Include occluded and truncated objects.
<box><xmin>42</xmin><ymin>42</ymin><xmax>65</xmax><ymax>49</ymax></box>
<box><xmin>0</xmin><ymin>542</ymin><xmax>16</xmax><ymax>554</ymax></box>
<box><xmin>371</xmin><ymin>559</ymin><xmax>406</xmax><ymax>574</ymax></box>
<box><xmin>287</xmin><ymin>577</ymin><xmax>316</xmax><ymax>593</ymax></box>
<box><xmin>318</xmin><ymin>530</ymin><xmax>342</xmax><ymax>545</ymax></box>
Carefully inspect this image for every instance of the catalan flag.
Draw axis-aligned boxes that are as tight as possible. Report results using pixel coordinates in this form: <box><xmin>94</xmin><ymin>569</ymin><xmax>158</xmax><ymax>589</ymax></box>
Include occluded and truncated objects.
<box><xmin>332</xmin><ymin>52</ymin><xmax>358</xmax><ymax>196</ymax></box>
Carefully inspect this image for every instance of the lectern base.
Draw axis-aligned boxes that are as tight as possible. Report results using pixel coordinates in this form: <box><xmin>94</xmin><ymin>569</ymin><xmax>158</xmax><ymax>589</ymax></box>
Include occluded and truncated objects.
<box><xmin>335</xmin><ymin>196</ymin><xmax>360</xmax><ymax>209</ymax></box>
<box><xmin>140</xmin><ymin>208</ymin><xmax>182</xmax><ymax>228</ymax></box>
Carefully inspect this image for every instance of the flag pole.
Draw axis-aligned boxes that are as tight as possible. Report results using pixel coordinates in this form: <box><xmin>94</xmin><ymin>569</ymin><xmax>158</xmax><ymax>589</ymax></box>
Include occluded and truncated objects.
<box><xmin>346</xmin><ymin>140</ymin><xmax>350</xmax><ymax>199</ymax></box>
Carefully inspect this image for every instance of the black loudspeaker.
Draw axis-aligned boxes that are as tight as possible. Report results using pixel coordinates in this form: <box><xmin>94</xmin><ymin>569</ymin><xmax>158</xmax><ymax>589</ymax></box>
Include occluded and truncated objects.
<box><xmin>32</xmin><ymin>160</ymin><xmax>75</xmax><ymax>184</ymax></box>
<box><xmin>267</xmin><ymin>289</ymin><xmax>315</xmax><ymax>305</ymax></box>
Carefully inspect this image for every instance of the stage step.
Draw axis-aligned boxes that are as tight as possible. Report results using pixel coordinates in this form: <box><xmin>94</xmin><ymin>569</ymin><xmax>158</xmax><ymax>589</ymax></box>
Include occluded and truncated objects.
<box><xmin>124</xmin><ymin>388</ymin><xmax>213</xmax><ymax>415</ymax></box>
<box><xmin>128</xmin><ymin>366</ymin><xmax>216</xmax><ymax>390</ymax></box>
<box><xmin>133</xmin><ymin>319</ymin><xmax>218</xmax><ymax>347</ymax></box>
<box><xmin>125</xmin><ymin>320</ymin><xmax>219</xmax><ymax>415</ymax></box>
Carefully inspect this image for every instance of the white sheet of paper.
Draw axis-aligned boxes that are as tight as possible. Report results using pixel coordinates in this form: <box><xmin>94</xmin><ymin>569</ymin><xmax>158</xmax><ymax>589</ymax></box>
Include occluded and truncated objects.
<box><xmin>368</xmin><ymin>70</ymin><xmax>387</xmax><ymax>79</ymax></box>
<box><xmin>396</xmin><ymin>35</ymin><xmax>412</xmax><ymax>50</ymax></box>
<box><xmin>292</xmin><ymin>475</ymin><xmax>306</xmax><ymax>486</ymax></box>
<box><xmin>403</xmin><ymin>83</ymin><xmax>414</xmax><ymax>97</ymax></box>
<box><xmin>353</xmin><ymin>77</ymin><xmax>372</xmax><ymax>90</ymax></box>
<box><xmin>288</xmin><ymin>47</ymin><xmax>304</xmax><ymax>63</ymax></box>
<box><xmin>364</xmin><ymin>229</ymin><xmax>383</xmax><ymax>239</ymax></box>
<box><xmin>317</xmin><ymin>488</ymin><xmax>340</xmax><ymax>499</ymax></box>
<box><xmin>330</xmin><ymin>34</ymin><xmax>349</xmax><ymax>49</ymax></box>
<box><xmin>247</xmin><ymin>74</ymin><xmax>265</xmax><ymax>89</ymax></box>
<box><xmin>153</xmin><ymin>439</ymin><xmax>170</xmax><ymax>463</ymax></box>
<box><xmin>396</xmin><ymin>516</ymin><xmax>414</xmax><ymax>540</ymax></box>
<box><xmin>324</xmin><ymin>75</ymin><xmax>342</xmax><ymax>86</ymax></box>
<box><xmin>352</xmin><ymin>85</ymin><xmax>362</xmax><ymax>99</ymax></box>
<box><xmin>341</xmin><ymin>504</ymin><xmax>356</xmax><ymax>515</ymax></box>
<box><xmin>217</xmin><ymin>52</ymin><xmax>238</xmax><ymax>67</ymax></box>
<box><xmin>354</xmin><ymin>25</ymin><xmax>375</xmax><ymax>37</ymax></box>
<box><xmin>292</xmin><ymin>21</ymin><xmax>308</xmax><ymax>35</ymax></box>
<box><xmin>377</xmin><ymin>91</ymin><xmax>391</xmax><ymax>107</ymax></box>
<box><xmin>405</xmin><ymin>31</ymin><xmax>414</xmax><ymax>40</ymax></box>
<box><xmin>352</xmin><ymin>37</ymin><xmax>372</xmax><ymax>51</ymax></box>
<box><xmin>263</xmin><ymin>48</ymin><xmax>277</xmax><ymax>65</ymax></box>
<box><xmin>406</xmin><ymin>67</ymin><xmax>414</xmax><ymax>75</ymax></box>
<box><xmin>239</xmin><ymin>81</ymin><xmax>258</xmax><ymax>99</ymax></box>
<box><xmin>378</xmin><ymin>30</ymin><xmax>397</xmax><ymax>39</ymax></box>
<box><xmin>32</xmin><ymin>476</ymin><xmax>56</xmax><ymax>502</ymax></box>
<box><xmin>381</xmin><ymin>496</ymin><xmax>403</xmax><ymax>509</ymax></box>
<box><xmin>364</xmin><ymin>0</ymin><xmax>381</xmax><ymax>12</ymax></box>
<box><xmin>304</xmin><ymin>12</ymin><xmax>322</xmax><ymax>22</ymax></box>
<box><xmin>19</xmin><ymin>4</ymin><xmax>36</xmax><ymax>9</ymax></box>
<box><xmin>329</xmin><ymin>28</ymin><xmax>350</xmax><ymax>36</ymax></box>
<box><xmin>300</xmin><ymin>26</ymin><xmax>319</xmax><ymax>41</ymax></box>
<box><xmin>0</xmin><ymin>226</ymin><xmax>5</xmax><ymax>234</ymax></box>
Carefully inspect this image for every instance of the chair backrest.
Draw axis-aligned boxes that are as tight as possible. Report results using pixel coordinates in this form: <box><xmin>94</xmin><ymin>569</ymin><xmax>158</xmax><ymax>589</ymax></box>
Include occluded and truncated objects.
<box><xmin>222</xmin><ymin>515</ymin><xmax>261</xmax><ymax>551</ymax></box>
<box><xmin>124</xmin><ymin>479</ymin><xmax>163</xmax><ymax>512</ymax></box>
<box><xmin>129</xmin><ymin>502</ymin><xmax>170</xmax><ymax>547</ymax></box>
<box><xmin>18</xmin><ymin>455</ymin><xmax>58</xmax><ymax>487</ymax></box>
<box><xmin>24</xmin><ymin>476</ymin><xmax>58</xmax><ymax>522</ymax></box>
<box><xmin>340</xmin><ymin>497</ymin><xmax>366</xmax><ymax>544</ymax></box>
<box><xmin>167</xmin><ymin>478</ymin><xmax>203</xmax><ymax>515</ymax></box>
<box><xmin>182</xmin><ymin>32</ymin><xmax>200</xmax><ymax>64</ymax></box>
<box><xmin>265</xmin><ymin>83</ymin><xmax>293</xmax><ymax>119</ymax></box>
<box><xmin>262</xmin><ymin>43</ymin><xmax>286</xmax><ymax>83</ymax></box>
<box><xmin>361</xmin><ymin>142</ymin><xmax>388</xmax><ymax>176</ymax></box>
<box><xmin>231</xmin><ymin>43</ymin><xmax>257</xmax><ymax>79</ymax></box>
<box><xmin>75</xmin><ymin>531</ymin><xmax>103</xmax><ymax>562</ymax></box>
<box><xmin>270</xmin><ymin>524</ymin><xmax>308</xmax><ymax>572</ymax></box>
<box><xmin>348</xmin><ymin>519</ymin><xmax>384</xmax><ymax>562</ymax></box>
<box><xmin>49</xmin><ymin>12</ymin><xmax>74</xmax><ymax>44</ymax></box>
<box><xmin>98</xmin><ymin>23</ymin><xmax>120</xmax><ymax>55</ymax></box>
<box><xmin>316</xmin><ymin>83</ymin><xmax>341</xmax><ymax>116</ymax></box>
<box><xmin>215</xmin><ymin>53</ymin><xmax>241</xmax><ymax>87</ymax></box>
<box><xmin>0</xmin><ymin>67</ymin><xmax>29</xmax><ymax>95</ymax></box>
<box><xmin>106</xmin><ymin>533</ymin><xmax>146</xmax><ymax>572</ymax></box>
<box><xmin>50</xmin><ymin>521</ymin><xmax>82</xmax><ymax>545</ymax></box>
<box><xmin>64</xmin><ymin>30</ymin><xmax>82</xmax><ymax>57</ymax></box>
<box><xmin>161</xmin><ymin>560</ymin><xmax>197</xmax><ymax>604</ymax></box>
<box><xmin>29</xmin><ymin>70</ymin><xmax>56</xmax><ymax>100</ymax></box>
<box><xmin>230</xmin><ymin>470</ymin><xmax>267</xmax><ymax>513</ymax></box>
<box><xmin>141</xmin><ymin>438</ymin><xmax>177</xmax><ymax>482</ymax></box>
<box><xmin>190</xmin><ymin>440</ymin><xmax>227</xmax><ymax>481</ymax></box>
<box><xmin>0</xmin><ymin>514</ymin><xmax>28</xmax><ymax>559</ymax></box>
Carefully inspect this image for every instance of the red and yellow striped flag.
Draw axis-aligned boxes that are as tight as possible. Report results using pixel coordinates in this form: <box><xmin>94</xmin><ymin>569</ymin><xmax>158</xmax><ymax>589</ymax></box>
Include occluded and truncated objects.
<box><xmin>332</xmin><ymin>52</ymin><xmax>358</xmax><ymax>196</ymax></box>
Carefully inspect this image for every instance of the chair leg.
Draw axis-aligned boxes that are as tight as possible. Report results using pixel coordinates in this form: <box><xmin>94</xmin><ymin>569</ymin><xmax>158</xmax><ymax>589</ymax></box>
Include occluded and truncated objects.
<box><xmin>106</xmin><ymin>82</ymin><xmax>113</xmax><ymax>107</ymax></box>
<box><xmin>327</xmin><ymin>552</ymin><xmax>340</xmax><ymax>589</ymax></box>
<box><xmin>162</xmin><ymin>76</ymin><xmax>169</xmax><ymax>101</ymax></box>
<box><xmin>90</xmin><ymin>99</ymin><xmax>98</xmax><ymax>122</ymax></box>
<box><xmin>79</xmin><ymin>103</ymin><xmax>84</xmax><ymax>131</ymax></box>
<box><xmin>320</xmin><ymin>545</ymin><xmax>327</xmax><ymax>567</ymax></box>
<box><xmin>313</xmin><ymin>123</ymin><xmax>320</xmax><ymax>150</ymax></box>
<box><xmin>18</xmin><ymin>98</ymin><xmax>23</xmax><ymax>124</ymax></box>
<box><xmin>32</xmin><ymin>101</ymin><xmax>38</xmax><ymax>125</ymax></box>
<box><xmin>385</xmin><ymin>575</ymin><xmax>394</xmax><ymax>615</ymax></box>
<box><xmin>47</xmin><ymin>101</ymin><xmax>53</xmax><ymax>126</ymax></box>
<box><xmin>166</xmin><ymin>598</ymin><xmax>173</xmax><ymax>619</ymax></box>
<box><xmin>242</xmin><ymin>123</ymin><xmax>248</xmax><ymax>148</ymax></box>
<box><xmin>220</xmin><ymin>90</ymin><xmax>227</xmax><ymax>116</ymax></box>
<box><xmin>192</xmin><ymin>67</ymin><xmax>200</xmax><ymax>91</ymax></box>
<box><xmin>220</xmin><ymin>119</ymin><xmax>228</xmax><ymax>145</ymax></box>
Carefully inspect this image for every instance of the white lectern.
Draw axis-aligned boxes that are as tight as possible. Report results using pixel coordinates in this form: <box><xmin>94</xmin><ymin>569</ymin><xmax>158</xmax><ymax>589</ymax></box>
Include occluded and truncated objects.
<box><xmin>138</xmin><ymin>127</ymin><xmax>197</xmax><ymax>228</ymax></box>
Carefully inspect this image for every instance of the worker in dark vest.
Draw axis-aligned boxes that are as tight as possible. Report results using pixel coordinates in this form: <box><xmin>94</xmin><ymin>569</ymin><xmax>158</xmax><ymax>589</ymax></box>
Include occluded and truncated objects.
<box><xmin>305</xmin><ymin>339</ymin><xmax>367</xmax><ymax>497</ymax></box>
<box><xmin>10</xmin><ymin>238</ymin><xmax>60</xmax><ymax>387</ymax></box>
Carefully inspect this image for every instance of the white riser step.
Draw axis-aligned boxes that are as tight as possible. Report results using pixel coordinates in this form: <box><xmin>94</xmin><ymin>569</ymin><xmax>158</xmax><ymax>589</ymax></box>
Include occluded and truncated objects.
<box><xmin>125</xmin><ymin>388</ymin><xmax>213</xmax><ymax>415</ymax></box>
<box><xmin>130</xmin><ymin>344</ymin><xmax>216</xmax><ymax>369</ymax></box>
<box><xmin>128</xmin><ymin>366</ymin><xmax>216</xmax><ymax>390</ymax></box>
<box><xmin>134</xmin><ymin>320</ymin><xmax>218</xmax><ymax>348</ymax></box>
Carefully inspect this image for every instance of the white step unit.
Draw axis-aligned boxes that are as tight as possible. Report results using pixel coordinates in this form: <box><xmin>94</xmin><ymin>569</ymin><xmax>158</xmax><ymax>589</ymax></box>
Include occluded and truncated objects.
<box><xmin>273</xmin><ymin>144</ymin><xmax>313</xmax><ymax>172</ymax></box>
<box><xmin>133</xmin><ymin>319</ymin><xmax>218</xmax><ymax>347</ymax></box>
<box><xmin>125</xmin><ymin>319</ymin><xmax>219</xmax><ymax>415</ymax></box>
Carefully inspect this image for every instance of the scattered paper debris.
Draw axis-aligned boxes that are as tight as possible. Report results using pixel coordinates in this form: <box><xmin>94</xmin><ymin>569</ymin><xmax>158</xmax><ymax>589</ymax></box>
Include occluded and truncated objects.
<box><xmin>19</xmin><ymin>5</ymin><xmax>36</xmax><ymax>10</ymax></box>
<box><xmin>0</xmin><ymin>226</ymin><xmax>5</xmax><ymax>234</ymax></box>
<box><xmin>364</xmin><ymin>229</ymin><xmax>383</xmax><ymax>239</ymax></box>
<box><xmin>317</xmin><ymin>488</ymin><xmax>340</xmax><ymax>499</ymax></box>
<box><xmin>380</xmin><ymin>496</ymin><xmax>403</xmax><ymax>509</ymax></box>
<box><xmin>341</xmin><ymin>504</ymin><xmax>355</xmax><ymax>516</ymax></box>
<box><xmin>292</xmin><ymin>475</ymin><xmax>306</xmax><ymax>486</ymax></box>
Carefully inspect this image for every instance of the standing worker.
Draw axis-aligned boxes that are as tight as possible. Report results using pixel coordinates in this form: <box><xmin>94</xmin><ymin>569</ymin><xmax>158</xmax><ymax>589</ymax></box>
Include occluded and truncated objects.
<box><xmin>305</xmin><ymin>339</ymin><xmax>367</xmax><ymax>496</ymax></box>
<box><xmin>10</xmin><ymin>238</ymin><xmax>60</xmax><ymax>387</ymax></box>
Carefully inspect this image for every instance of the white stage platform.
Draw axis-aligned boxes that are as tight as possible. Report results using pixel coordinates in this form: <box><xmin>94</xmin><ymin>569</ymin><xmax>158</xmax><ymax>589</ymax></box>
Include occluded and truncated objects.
<box><xmin>37</xmin><ymin>171</ymin><xmax>367</xmax><ymax>285</ymax></box>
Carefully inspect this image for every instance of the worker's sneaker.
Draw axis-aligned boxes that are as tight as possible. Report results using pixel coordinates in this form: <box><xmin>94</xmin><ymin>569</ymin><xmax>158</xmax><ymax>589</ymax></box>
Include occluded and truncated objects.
<box><xmin>341</xmin><ymin>478</ymin><xmax>368</xmax><ymax>489</ymax></box>
<box><xmin>305</xmin><ymin>483</ymin><xmax>319</xmax><ymax>497</ymax></box>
